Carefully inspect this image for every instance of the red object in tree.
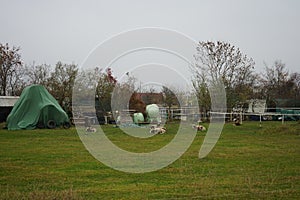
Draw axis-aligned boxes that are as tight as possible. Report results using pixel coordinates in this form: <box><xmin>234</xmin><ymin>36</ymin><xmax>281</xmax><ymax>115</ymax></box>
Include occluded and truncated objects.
<box><xmin>106</xmin><ymin>68</ymin><xmax>117</xmax><ymax>84</ymax></box>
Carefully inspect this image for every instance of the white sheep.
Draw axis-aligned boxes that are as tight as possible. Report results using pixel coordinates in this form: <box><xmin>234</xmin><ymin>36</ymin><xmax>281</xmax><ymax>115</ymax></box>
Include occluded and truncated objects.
<box><xmin>85</xmin><ymin>126</ymin><xmax>97</xmax><ymax>133</ymax></box>
<box><xmin>149</xmin><ymin>126</ymin><xmax>166</xmax><ymax>134</ymax></box>
<box><xmin>192</xmin><ymin>124</ymin><xmax>206</xmax><ymax>131</ymax></box>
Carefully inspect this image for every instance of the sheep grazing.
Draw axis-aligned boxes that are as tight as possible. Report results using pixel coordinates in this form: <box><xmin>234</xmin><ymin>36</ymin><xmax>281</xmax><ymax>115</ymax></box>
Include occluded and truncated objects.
<box><xmin>192</xmin><ymin>124</ymin><xmax>206</xmax><ymax>131</ymax></box>
<box><xmin>233</xmin><ymin>118</ymin><xmax>241</xmax><ymax>126</ymax></box>
<box><xmin>149</xmin><ymin>126</ymin><xmax>166</xmax><ymax>134</ymax></box>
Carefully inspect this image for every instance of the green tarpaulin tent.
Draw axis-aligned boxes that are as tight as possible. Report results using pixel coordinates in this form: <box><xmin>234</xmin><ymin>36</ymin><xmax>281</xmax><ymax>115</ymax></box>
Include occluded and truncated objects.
<box><xmin>7</xmin><ymin>85</ymin><xmax>70</xmax><ymax>130</ymax></box>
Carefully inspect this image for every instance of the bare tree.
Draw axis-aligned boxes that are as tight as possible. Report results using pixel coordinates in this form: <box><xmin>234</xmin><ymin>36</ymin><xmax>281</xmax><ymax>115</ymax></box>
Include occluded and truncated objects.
<box><xmin>24</xmin><ymin>62</ymin><xmax>51</xmax><ymax>86</ymax></box>
<box><xmin>192</xmin><ymin>71</ymin><xmax>211</xmax><ymax>119</ymax></box>
<box><xmin>48</xmin><ymin>62</ymin><xmax>78</xmax><ymax>114</ymax></box>
<box><xmin>73</xmin><ymin>67</ymin><xmax>118</xmax><ymax>117</ymax></box>
<box><xmin>262</xmin><ymin>60</ymin><xmax>300</xmax><ymax>101</ymax></box>
<box><xmin>193</xmin><ymin>41</ymin><xmax>255</xmax><ymax>111</ymax></box>
<box><xmin>162</xmin><ymin>86</ymin><xmax>178</xmax><ymax>120</ymax></box>
<box><xmin>95</xmin><ymin>68</ymin><xmax>117</xmax><ymax>114</ymax></box>
<box><xmin>290</xmin><ymin>72</ymin><xmax>300</xmax><ymax>100</ymax></box>
<box><xmin>0</xmin><ymin>43</ymin><xmax>23</xmax><ymax>96</ymax></box>
<box><xmin>112</xmin><ymin>74</ymin><xmax>136</xmax><ymax>111</ymax></box>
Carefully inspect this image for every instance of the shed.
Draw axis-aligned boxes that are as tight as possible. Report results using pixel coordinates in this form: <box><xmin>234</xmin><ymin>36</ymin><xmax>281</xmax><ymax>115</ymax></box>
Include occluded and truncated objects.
<box><xmin>0</xmin><ymin>96</ymin><xmax>19</xmax><ymax>122</ymax></box>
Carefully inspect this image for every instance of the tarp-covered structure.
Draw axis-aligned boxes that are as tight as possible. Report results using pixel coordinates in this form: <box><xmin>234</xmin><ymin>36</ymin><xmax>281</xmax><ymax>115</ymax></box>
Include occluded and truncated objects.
<box><xmin>7</xmin><ymin>85</ymin><xmax>70</xmax><ymax>130</ymax></box>
<box><xmin>275</xmin><ymin>108</ymin><xmax>300</xmax><ymax>121</ymax></box>
<box><xmin>146</xmin><ymin>104</ymin><xmax>160</xmax><ymax>123</ymax></box>
<box><xmin>133</xmin><ymin>112</ymin><xmax>144</xmax><ymax>124</ymax></box>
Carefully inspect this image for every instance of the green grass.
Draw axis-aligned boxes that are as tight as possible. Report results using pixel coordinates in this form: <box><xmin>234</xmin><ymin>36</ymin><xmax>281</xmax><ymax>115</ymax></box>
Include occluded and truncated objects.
<box><xmin>0</xmin><ymin>121</ymin><xmax>299</xmax><ymax>199</ymax></box>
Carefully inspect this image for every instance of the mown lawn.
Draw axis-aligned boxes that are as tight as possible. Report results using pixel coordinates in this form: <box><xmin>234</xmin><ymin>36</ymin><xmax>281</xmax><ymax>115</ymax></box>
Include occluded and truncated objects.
<box><xmin>0</xmin><ymin>121</ymin><xmax>299</xmax><ymax>199</ymax></box>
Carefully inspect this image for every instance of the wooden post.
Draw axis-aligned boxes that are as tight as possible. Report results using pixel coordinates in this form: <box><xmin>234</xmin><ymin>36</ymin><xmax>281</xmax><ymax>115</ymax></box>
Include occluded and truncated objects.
<box><xmin>240</xmin><ymin>112</ymin><xmax>243</xmax><ymax>125</ymax></box>
<box><xmin>259</xmin><ymin>114</ymin><xmax>262</xmax><ymax>128</ymax></box>
<box><xmin>104</xmin><ymin>116</ymin><xmax>108</xmax><ymax>124</ymax></box>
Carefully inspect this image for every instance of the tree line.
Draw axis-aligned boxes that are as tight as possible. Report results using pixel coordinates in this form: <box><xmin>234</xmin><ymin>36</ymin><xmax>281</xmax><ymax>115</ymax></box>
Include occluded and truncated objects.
<box><xmin>193</xmin><ymin>41</ymin><xmax>300</xmax><ymax>113</ymax></box>
<box><xmin>1</xmin><ymin>42</ymin><xmax>299</xmax><ymax>117</ymax></box>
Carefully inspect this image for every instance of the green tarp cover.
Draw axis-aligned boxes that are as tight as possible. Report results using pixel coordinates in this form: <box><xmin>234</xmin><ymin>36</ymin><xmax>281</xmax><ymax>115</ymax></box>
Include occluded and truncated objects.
<box><xmin>133</xmin><ymin>113</ymin><xmax>144</xmax><ymax>124</ymax></box>
<box><xmin>7</xmin><ymin>85</ymin><xmax>69</xmax><ymax>130</ymax></box>
<box><xmin>275</xmin><ymin>108</ymin><xmax>300</xmax><ymax>121</ymax></box>
<box><xmin>146</xmin><ymin>104</ymin><xmax>159</xmax><ymax>122</ymax></box>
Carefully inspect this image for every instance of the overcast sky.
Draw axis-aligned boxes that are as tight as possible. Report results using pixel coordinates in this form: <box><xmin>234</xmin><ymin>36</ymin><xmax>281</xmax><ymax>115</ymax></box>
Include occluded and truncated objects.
<box><xmin>1</xmin><ymin>0</ymin><xmax>299</xmax><ymax>75</ymax></box>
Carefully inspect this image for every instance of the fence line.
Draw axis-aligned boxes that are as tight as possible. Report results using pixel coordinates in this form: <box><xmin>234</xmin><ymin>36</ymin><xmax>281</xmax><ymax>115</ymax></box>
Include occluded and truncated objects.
<box><xmin>209</xmin><ymin>111</ymin><xmax>300</xmax><ymax>125</ymax></box>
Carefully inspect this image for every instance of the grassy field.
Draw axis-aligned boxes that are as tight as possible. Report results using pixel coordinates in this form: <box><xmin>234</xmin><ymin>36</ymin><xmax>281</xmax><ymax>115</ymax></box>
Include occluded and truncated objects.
<box><xmin>0</xmin><ymin>121</ymin><xmax>299</xmax><ymax>199</ymax></box>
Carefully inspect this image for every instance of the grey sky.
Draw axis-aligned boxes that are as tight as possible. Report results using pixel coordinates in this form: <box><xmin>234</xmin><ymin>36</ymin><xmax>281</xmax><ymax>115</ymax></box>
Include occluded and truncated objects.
<box><xmin>1</xmin><ymin>0</ymin><xmax>299</xmax><ymax>74</ymax></box>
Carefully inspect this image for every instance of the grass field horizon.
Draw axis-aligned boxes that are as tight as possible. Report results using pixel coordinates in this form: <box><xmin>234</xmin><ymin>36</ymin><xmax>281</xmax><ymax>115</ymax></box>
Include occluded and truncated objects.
<box><xmin>0</xmin><ymin>121</ymin><xmax>299</xmax><ymax>199</ymax></box>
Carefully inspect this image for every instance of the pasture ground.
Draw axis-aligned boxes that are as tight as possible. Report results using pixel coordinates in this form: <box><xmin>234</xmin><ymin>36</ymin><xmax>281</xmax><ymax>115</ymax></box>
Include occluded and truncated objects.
<box><xmin>0</xmin><ymin>121</ymin><xmax>299</xmax><ymax>199</ymax></box>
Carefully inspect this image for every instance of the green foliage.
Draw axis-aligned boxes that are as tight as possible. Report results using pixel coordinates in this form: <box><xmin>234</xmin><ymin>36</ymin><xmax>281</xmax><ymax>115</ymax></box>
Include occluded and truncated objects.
<box><xmin>0</xmin><ymin>121</ymin><xmax>299</xmax><ymax>199</ymax></box>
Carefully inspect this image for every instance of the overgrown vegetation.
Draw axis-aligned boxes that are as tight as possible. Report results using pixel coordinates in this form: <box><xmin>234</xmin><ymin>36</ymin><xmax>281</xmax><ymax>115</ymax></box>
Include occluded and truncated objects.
<box><xmin>0</xmin><ymin>121</ymin><xmax>299</xmax><ymax>199</ymax></box>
